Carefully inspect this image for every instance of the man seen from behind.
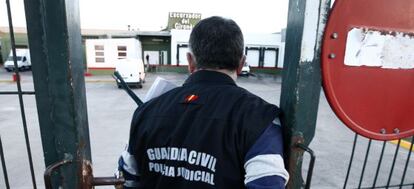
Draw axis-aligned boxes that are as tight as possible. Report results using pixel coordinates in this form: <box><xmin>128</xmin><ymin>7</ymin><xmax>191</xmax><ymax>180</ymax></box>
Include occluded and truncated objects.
<box><xmin>119</xmin><ymin>16</ymin><xmax>289</xmax><ymax>189</ymax></box>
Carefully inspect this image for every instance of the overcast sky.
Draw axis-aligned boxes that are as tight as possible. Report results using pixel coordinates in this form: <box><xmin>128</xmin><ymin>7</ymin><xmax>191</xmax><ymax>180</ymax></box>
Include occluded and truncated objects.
<box><xmin>0</xmin><ymin>0</ymin><xmax>289</xmax><ymax>33</ymax></box>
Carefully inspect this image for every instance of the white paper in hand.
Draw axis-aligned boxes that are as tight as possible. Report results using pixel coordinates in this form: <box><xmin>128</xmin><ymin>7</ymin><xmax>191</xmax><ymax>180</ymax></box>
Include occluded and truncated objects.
<box><xmin>144</xmin><ymin>77</ymin><xmax>178</xmax><ymax>102</ymax></box>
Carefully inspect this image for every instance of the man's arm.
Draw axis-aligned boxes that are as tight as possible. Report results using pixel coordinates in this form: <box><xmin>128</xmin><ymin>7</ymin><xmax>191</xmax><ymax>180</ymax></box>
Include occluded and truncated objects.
<box><xmin>244</xmin><ymin>118</ymin><xmax>289</xmax><ymax>189</ymax></box>
<box><xmin>118</xmin><ymin>146</ymin><xmax>140</xmax><ymax>188</ymax></box>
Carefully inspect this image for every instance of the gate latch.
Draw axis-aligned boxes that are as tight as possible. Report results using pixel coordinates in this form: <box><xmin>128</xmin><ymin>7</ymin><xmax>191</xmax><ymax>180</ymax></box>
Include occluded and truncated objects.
<box><xmin>44</xmin><ymin>159</ymin><xmax>125</xmax><ymax>189</ymax></box>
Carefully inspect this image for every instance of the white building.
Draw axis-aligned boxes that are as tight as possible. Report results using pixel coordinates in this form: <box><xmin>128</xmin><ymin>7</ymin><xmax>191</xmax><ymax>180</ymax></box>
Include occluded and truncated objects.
<box><xmin>81</xmin><ymin>29</ymin><xmax>285</xmax><ymax>74</ymax></box>
<box><xmin>170</xmin><ymin>29</ymin><xmax>191</xmax><ymax>66</ymax></box>
<box><xmin>85</xmin><ymin>38</ymin><xmax>142</xmax><ymax>71</ymax></box>
<box><xmin>244</xmin><ymin>33</ymin><xmax>285</xmax><ymax>68</ymax></box>
<box><xmin>169</xmin><ymin>29</ymin><xmax>285</xmax><ymax>68</ymax></box>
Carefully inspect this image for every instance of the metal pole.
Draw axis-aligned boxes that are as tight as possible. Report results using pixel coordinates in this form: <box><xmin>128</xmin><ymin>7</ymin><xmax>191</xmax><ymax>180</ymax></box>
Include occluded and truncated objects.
<box><xmin>114</xmin><ymin>71</ymin><xmax>143</xmax><ymax>106</ymax></box>
<box><xmin>358</xmin><ymin>139</ymin><xmax>372</xmax><ymax>188</ymax></box>
<box><xmin>280</xmin><ymin>0</ymin><xmax>331</xmax><ymax>188</ymax></box>
<box><xmin>0</xmin><ymin>135</ymin><xmax>10</xmax><ymax>189</ymax></box>
<box><xmin>399</xmin><ymin>137</ymin><xmax>414</xmax><ymax>188</ymax></box>
<box><xmin>343</xmin><ymin>134</ymin><xmax>358</xmax><ymax>189</ymax></box>
<box><xmin>386</xmin><ymin>139</ymin><xmax>401</xmax><ymax>188</ymax></box>
<box><xmin>372</xmin><ymin>141</ymin><xmax>387</xmax><ymax>188</ymax></box>
<box><xmin>296</xmin><ymin>143</ymin><xmax>316</xmax><ymax>189</ymax></box>
<box><xmin>5</xmin><ymin>0</ymin><xmax>37</xmax><ymax>188</ymax></box>
<box><xmin>0</xmin><ymin>91</ymin><xmax>35</xmax><ymax>95</ymax></box>
<box><xmin>23</xmin><ymin>0</ymin><xmax>91</xmax><ymax>188</ymax></box>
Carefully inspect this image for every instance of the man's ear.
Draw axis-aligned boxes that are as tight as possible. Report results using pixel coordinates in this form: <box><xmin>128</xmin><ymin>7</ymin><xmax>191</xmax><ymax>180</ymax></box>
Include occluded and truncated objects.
<box><xmin>187</xmin><ymin>52</ymin><xmax>196</xmax><ymax>73</ymax></box>
<box><xmin>237</xmin><ymin>55</ymin><xmax>246</xmax><ymax>74</ymax></box>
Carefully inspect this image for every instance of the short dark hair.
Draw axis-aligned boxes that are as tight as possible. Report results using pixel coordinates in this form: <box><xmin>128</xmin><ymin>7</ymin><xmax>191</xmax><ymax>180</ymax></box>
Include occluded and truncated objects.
<box><xmin>189</xmin><ymin>16</ymin><xmax>244</xmax><ymax>71</ymax></box>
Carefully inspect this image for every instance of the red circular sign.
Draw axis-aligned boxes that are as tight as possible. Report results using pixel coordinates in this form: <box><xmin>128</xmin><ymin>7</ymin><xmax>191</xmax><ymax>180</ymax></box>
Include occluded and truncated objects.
<box><xmin>322</xmin><ymin>0</ymin><xmax>414</xmax><ymax>140</ymax></box>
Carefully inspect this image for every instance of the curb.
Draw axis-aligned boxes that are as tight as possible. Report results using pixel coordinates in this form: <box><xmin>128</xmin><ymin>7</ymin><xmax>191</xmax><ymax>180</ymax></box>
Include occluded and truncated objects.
<box><xmin>390</xmin><ymin>139</ymin><xmax>414</xmax><ymax>151</ymax></box>
<box><xmin>0</xmin><ymin>80</ymin><xmax>13</xmax><ymax>83</ymax></box>
<box><xmin>85</xmin><ymin>80</ymin><xmax>115</xmax><ymax>83</ymax></box>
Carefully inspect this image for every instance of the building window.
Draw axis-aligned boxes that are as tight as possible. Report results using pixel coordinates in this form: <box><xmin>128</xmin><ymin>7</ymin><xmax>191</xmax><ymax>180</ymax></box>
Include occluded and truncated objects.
<box><xmin>95</xmin><ymin>52</ymin><xmax>104</xmax><ymax>56</ymax></box>
<box><xmin>117</xmin><ymin>46</ymin><xmax>127</xmax><ymax>59</ymax></box>
<box><xmin>95</xmin><ymin>57</ymin><xmax>105</xmax><ymax>62</ymax></box>
<box><xmin>95</xmin><ymin>45</ymin><xmax>104</xmax><ymax>50</ymax></box>
<box><xmin>118</xmin><ymin>46</ymin><xmax>127</xmax><ymax>51</ymax></box>
<box><xmin>94</xmin><ymin>45</ymin><xmax>105</xmax><ymax>63</ymax></box>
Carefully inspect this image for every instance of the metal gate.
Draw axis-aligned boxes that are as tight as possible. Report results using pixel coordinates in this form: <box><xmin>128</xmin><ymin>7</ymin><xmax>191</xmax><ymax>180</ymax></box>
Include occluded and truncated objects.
<box><xmin>0</xmin><ymin>0</ymin><xmax>37</xmax><ymax>188</ymax></box>
<box><xmin>319</xmin><ymin>0</ymin><xmax>414</xmax><ymax>187</ymax></box>
<box><xmin>282</xmin><ymin>0</ymin><xmax>414</xmax><ymax>188</ymax></box>
<box><xmin>1</xmin><ymin>0</ymin><xmax>414</xmax><ymax>188</ymax></box>
<box><xmin>342</xmin><ymin>135</ymin><xmax>414</xmax><ymax>189</ymax></box>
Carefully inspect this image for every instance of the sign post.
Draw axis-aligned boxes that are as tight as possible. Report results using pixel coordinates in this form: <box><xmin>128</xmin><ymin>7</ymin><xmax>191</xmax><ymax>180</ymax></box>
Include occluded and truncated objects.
<box><xmin>24</xmin><ymin>0</ymin><xmax>91</xmax><ymax>187</ymax></box>
<box><xmin>280</xmin><ymin>0</ymin><xmax>331</xmax><ymax>188</ymax></box>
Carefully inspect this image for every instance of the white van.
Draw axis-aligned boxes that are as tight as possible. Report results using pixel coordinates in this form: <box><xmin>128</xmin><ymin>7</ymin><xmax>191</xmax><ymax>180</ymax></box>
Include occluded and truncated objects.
<box><xmin>4</xmin><ymin>49</ymin><xmax>31</xmax><ymax>72</ymax></box>
<box><xmin>115</xmin><ymin>58</ymin><xmax>146</xmax><ymax>88</ymax></box>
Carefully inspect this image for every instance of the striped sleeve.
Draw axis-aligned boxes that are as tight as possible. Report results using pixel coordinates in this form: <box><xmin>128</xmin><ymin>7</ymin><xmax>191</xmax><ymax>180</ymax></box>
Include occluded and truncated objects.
<box><xmin>118</xmin><ymin>145</ymin><xmax>140</xmax><ymax>188</ymax></box>
<box><xmin>244</xmin><ymin>118</ymin><xmax>289</xmax><ymax>189</ymax></box>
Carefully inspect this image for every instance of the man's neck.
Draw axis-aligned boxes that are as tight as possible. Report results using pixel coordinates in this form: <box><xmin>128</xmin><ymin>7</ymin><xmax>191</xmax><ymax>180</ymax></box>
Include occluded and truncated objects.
<box><xmin>195</xmin><ymin>68</ymin><xmax>237</xmax><ymax>81</ymax></box>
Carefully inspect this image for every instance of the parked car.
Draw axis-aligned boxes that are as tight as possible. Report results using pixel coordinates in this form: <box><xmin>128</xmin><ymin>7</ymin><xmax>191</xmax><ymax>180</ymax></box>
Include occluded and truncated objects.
<box><xmin>239</xmin><ymin>62</ymin><xmax>250</xmax><ymax>76</ymax></box>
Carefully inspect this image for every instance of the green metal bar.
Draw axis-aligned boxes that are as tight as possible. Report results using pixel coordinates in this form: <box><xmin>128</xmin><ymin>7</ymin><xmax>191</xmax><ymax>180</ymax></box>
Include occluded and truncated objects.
<box><xmin>372</xmin><ymin>141</ymin><xmax>387</xmax><ymax>188</ymax></box>
<box><xmin>280</xmin><ymin>0</ymin><xmax>331</xmax><ymax>188</ymax></box>
<box><xmin>0</xmin><ymin>91</ymin><xmax>35</xmax><ymax>95</ymax></box>
<box><xmin>344</xmin><ymin>134</ymin><xmax>358</xmax><ymax>189</ymax></box>
<box><xmin>296</xmin><ymin>143</ymin><xmax>316</xmax><ymax>189</ymax></box>
<box><xmin>399</xmin><ymin>137</ymin><xmax>414</xmax><ymax>188</ymax></box>
<box><xmin>358</xmin><ymin>139</ymin><xmax>372</xmax><ymax>188</ymax></box>
<box><xmin>23</xmin><ymin>0</ymin><xmax>91</xmax><ymax>188</ymax></box>
<box><xmin>5</xmin><ymin>0</ymin><xmax>37</xmax><ymax>187</ymax></box>
<box><xmin>386</xmin><ymin>139</ymin><xmax>401</xmax><ymax>187</ymax></box>
<box><xmin>0</xmin><ymin>135</ymin><xmax>10</xmax><ymax>189</ymax></box>
<box><xmin>113</xmin><ymin>71</ymin><xmax>143</xmax><ymax>106</ymax></box>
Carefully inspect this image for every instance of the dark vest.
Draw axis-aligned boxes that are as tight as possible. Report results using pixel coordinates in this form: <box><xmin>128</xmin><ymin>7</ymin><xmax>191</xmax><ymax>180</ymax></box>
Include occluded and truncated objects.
<box><xmin>129</xmin><ymin>70</ymin><xmax>280</xmax><ymax>189</ymax></box>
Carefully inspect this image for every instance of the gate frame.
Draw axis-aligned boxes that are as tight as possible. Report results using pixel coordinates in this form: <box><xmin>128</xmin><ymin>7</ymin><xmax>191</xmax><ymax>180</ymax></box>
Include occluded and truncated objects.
<box><xmin>23</xmin><ymin>0</ymin><xmax>91</xmax><ymax>188</ymax></box>
<box><xmin>280</xmin><ymin>0</ymin><xmax>331</xmax><ymax>188</ymax></box>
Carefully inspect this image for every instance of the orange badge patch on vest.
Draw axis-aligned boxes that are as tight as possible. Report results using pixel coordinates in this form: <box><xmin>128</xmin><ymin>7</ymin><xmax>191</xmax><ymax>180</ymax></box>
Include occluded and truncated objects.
<box><xmin>185</xmin><ymin>94</ymin><xmax>199</xmax><ymax>103</ymax></box>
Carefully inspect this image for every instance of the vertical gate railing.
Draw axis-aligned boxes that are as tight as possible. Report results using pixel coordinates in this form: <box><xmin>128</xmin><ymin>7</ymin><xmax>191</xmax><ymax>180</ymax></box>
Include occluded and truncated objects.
<box><xmin>281</xmin><ymin>0</ymin><xmax>414</xmax><ymax>188</ymax></box>
<box><xmin>342</xmin><ymin>135</ymin><xmax>414</xmax><ymax>189</ymax></box>
<box><xmin>0</xmin><ymin>0</ymin><xmax>37</xmax><ymax>188</ymax></box>
<box><xmin>0</xmin><ymin>136</ymin><xmax>10</xmax><ymax>188</ymax></box>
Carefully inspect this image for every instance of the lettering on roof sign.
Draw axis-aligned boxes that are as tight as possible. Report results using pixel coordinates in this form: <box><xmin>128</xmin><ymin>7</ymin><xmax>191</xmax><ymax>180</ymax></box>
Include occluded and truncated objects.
<box><xmin>168</xmin><ymin>12</ymin><xmax>202</xmax><ymax>30</ymax></box>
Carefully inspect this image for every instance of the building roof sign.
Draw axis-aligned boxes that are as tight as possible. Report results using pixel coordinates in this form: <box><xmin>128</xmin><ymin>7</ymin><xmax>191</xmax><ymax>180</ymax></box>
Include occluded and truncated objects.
<box><xmin>168</xmin><ymin>12</ymin><xmax>202</xmax><ymax>30</ymax></box>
